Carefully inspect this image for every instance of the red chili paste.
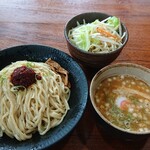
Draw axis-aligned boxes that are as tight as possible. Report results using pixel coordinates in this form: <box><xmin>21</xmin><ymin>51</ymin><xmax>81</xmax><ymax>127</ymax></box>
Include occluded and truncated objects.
<box><xmin>11</xmin><ymin>66</ymin><xmax>41</xmax><ymax>88</ymax></box>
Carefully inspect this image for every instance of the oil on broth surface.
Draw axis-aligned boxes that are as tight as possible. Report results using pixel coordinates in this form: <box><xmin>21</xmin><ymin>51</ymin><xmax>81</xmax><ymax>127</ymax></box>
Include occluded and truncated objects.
<box><xmin>95</xmin><ymin>75</ymin><xmax>150</xmax><ymax>133</ymax></box>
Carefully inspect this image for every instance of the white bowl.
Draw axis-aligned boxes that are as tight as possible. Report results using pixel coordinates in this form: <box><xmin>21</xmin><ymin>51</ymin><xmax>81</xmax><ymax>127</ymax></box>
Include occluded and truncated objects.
<box><xmin>90</xmin><ymin>63</ymin><xmax>150</xmax><ymax>136</ymax></box>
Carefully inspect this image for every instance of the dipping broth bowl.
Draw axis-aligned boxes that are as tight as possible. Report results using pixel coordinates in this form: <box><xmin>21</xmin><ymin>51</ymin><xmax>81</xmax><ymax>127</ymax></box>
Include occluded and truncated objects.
<box><xmin>90</xmin><ymin>63</ymin><xmax>150</xmax><ymax>138</ymax></box>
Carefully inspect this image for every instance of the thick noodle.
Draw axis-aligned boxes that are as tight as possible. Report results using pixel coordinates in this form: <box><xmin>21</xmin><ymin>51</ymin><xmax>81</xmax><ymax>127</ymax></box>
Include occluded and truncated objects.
<box><xmin>0</xmin><ymin>61</ymin><xmax>70</xmax><ymax>141</ymax></box>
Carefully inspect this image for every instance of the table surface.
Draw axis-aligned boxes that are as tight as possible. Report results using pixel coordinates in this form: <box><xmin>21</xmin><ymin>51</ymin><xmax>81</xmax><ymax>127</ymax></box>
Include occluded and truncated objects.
<box><xmin>0</xmin><ymin>0</ymin><xmax>150</xmax><ymax>150</ymax></box>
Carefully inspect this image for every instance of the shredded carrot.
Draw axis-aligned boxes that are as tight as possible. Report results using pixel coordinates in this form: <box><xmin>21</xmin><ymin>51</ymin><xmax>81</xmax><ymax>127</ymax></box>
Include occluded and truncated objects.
<box><xmin>97</xmin><ymin>27</ymin><xmax>121</xmax><ymax>42</ymax></box>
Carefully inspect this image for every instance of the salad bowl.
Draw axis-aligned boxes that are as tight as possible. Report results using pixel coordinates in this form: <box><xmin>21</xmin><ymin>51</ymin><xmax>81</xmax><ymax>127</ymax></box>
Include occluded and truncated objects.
<box><xmin>64</xmin><ymin>12</ymin><xmax>129</xmax><ymax>68</ymax></box>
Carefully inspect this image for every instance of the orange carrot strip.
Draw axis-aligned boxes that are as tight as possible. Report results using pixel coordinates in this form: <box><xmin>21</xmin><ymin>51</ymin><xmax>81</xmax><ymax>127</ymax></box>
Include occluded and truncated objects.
<box><xmin>97</xmin><ymin>27</ymin><xmax>121</xmax><ymax>42</ymax></box>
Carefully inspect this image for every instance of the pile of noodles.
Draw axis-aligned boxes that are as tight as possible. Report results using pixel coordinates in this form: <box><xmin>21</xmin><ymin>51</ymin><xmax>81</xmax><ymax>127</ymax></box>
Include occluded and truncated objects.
<box><xmin>0</xmin><ymin>60</ymin><xmax>70</xmax><ymax>141</ymax></box>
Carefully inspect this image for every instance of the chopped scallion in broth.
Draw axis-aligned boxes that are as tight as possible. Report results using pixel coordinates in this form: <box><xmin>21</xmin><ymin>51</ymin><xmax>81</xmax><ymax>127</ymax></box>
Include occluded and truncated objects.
<box><xmin>95</xmin><ymin>75</ymin><xmax>150</xmax><ymax>132</ymax></box>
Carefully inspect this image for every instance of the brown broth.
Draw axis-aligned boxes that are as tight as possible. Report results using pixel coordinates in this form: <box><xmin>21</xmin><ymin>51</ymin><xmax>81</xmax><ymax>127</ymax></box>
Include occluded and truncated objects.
<box><xmin>95</xmin><ymin>75</ymin><xmax>150</xmax><ymax>132</ymax></box>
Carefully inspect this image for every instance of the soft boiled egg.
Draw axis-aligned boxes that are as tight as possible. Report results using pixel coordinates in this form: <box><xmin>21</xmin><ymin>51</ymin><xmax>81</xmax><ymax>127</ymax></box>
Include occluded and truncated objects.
<box><xmin>115</xmin><ymin>96</ymin><xmax>130</xmax><ymax>111</ymax></box>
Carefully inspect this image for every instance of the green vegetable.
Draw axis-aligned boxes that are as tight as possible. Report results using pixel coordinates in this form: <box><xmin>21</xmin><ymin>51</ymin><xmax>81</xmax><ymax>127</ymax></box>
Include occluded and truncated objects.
<box><xmin>0</xmin><ymin>72</ymin><xmax>7</xmax><ymax>83</ymax></box>
<box><xmin>70</xmin><ymin>24</ymin><xmax>91</xmax><ymax>51</ymax></box>
<box><xmin>107</xmin><ymin>16</ymin><xmax>120</xmax><ymax>29</ymax></box>
<box><xmin>26</xmin><ymin>62</ymin><xmax>35</xmax><ymax>68</ymax></box>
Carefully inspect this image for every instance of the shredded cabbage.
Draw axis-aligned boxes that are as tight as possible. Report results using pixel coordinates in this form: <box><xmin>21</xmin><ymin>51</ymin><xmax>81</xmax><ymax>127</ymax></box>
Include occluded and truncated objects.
<box><xmin>68</xmin><ymin>16</ymin><xmax>126</xmax><ymax>53</ymax></box>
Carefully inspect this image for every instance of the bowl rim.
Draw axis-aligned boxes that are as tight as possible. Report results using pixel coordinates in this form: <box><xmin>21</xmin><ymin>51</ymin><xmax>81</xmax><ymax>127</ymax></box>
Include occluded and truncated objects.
<box><xmin>90</xmin><ymin>62</ymin><xmax>150</xmax><ymax>135</ymax></box>
<box><xmin>64</xmin><ymin>12</ymin><xmax>129</xmax><ymax>56</ymax></box>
